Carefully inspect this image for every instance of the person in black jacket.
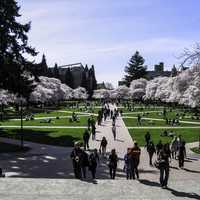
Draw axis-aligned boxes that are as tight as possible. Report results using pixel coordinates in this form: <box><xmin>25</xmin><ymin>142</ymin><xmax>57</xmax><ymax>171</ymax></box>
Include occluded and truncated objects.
<box><xmin>80</xmin><ymin>150</ymin><xmax>89</xmax><ymax>179</ymax></box>
<box><xmin>88</xmin><ymin>150</ymin><xmax>99</xmax><ymax>179</ymax></box>
<box><xmin>83</xmin><ymin>130</ymin><xmax>90</xmax><ymax>150</ymax></box>
<box><xmin>178</xmin><ymin>141</ymin><xmax>186</xmax><ymax>168</ymax></box>
<box><xmin>108</xmin><ymin>149</ymin><xmax>118</xmax><ymax>179</ymax></box>
<box><xmin>70</xmin><ymin>142</ymin><xmax>83</xmax><ymax>179</ymax></box>
<box><xmin>147</xmin><ymin>141</ymin><xmax>156</xmax><ymax>166</ymax></box>
<box><xmin>158</xmin><ymin>144</ymin><xmax>171</xmax><ymax>188</ymax></box>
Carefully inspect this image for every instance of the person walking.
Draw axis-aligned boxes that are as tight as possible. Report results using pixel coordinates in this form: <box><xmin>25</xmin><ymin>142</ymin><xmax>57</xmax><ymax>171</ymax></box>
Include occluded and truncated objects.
<box><xmin>91</xmin><ymin>124</ymin><xmax>96</xmax><ymax>140</ymax></box>
<box><xmin>100</xmin><ymin>137</ymin><xmax>108</xmax><ymax>157</ymax></box>
<box><xmin>158</xmin><ymin>144</ymin><xmax>171</xmax><ymax>189</ymax></box>
<box><xmin>70</xmin><ymin>142</ymin><xmax>83</xmax><ymax>179</ymax></box>
<box><xmin>80</xmin><ymin>150</ymin><xmax>89</xmax><ymax>179</ymax></box>
<box><xmin>147</xmin><ymin>141</ymin><xmax>156</xmax><ymax>166</ymax></box>
<box><xmin>124</xmin><ymin>148</ymin><xmax>133</xmax><ymax>179</ymax></box>
<box><xmin>132</xmin><ymin>142</ymin><xmax>141</xmax><ymax>179</ymax></box>
<box><xmin>170</xmin><ymin>136</ymin><xmax>178</xmax><ymax>159</ymax></box>
<box><xmin>156</xmin><ymin>140</ymin><xmax>163</xmax><ymax>156</ymax></box>
<box><xmin>87</xmin><ymin>117</ymin><xmax>91</xmax><ymax>130</ymax></box>
<box><xmin>83</xmin><ymin>129</ymin><xmax>90</xmax><ymax>150</ymax></box>
<box><xmin>108</xmin><ymin>149</ymin><xmax>118</xmax><ymax>179</ymax></box>
<box><xmin>145</xmin><ymin>131</ymin><xmax>151</xmax><ymax>147</ymax></box>
<box><xmin>178</xmin><ymin>141</ymin><xmax>186</xmax><ymax>168</ymax></box>
<box><xmin>112</xmin><ymin>124</ymin><xmax>116</xmax><ymax>140</ymax></box>
<box><xmin>88</xmin><ymin>152</ymin><xmax>98</xmax><ymax>179</ymax></box>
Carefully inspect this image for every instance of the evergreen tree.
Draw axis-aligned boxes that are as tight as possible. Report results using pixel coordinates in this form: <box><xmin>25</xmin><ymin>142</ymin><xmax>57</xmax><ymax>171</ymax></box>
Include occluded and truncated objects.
<box><xmin>53</xmin><ymin>63</ymin><xmax>60</xmax><ymax>79</ymax></box>
<box><xmin>81</xmin><ymin>70</ymin><xmax>87</xmax><ymax>89</ymax></box>
<box><xmin>0</xmin><ymin>0</ymin><xmax>37</xmax><ymax>97</ymax></box>
<box><xmin>65</xmin><ymin>68</ymin><xmax>73</xmax><ymax>88</ymax></box>
<box><xmin>171</xmin><ymin>65</ymin><xmax>178</xmax><ymax>77</ymax></box>
<box><xmin>124</xmin><ymin>51</ymin><xmax>147</xmax><ymax>86</ymax></box>
<box><xmin>87</xmin><ymin>65</ymin><xmax>97</xmax><ymax>98</ymax></box>
<box><xmin>40</xmin><ymin>54</ymin><xmax>48</xmax><ymax>76</ymax></box>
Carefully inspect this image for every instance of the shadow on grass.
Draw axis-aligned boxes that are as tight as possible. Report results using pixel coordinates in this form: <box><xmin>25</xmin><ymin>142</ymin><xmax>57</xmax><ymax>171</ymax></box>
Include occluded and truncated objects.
<box><xmin>0</xmin><ymin>129</ymin><xmax>80</xmax><ymax>147</ymax></box>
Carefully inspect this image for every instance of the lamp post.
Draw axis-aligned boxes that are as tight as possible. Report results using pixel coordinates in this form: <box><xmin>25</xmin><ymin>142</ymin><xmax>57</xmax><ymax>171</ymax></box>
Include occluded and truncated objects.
<box><xmin>20</xmin><ymin>96</ymin><xmax>24</xmax><ymax>148</ymax></box>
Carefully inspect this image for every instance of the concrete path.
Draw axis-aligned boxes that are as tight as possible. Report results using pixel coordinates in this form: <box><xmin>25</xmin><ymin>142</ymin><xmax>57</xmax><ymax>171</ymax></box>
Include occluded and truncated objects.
<box><xmin>89</xmin><ymin>110</ymin><xmax>133</xmax><ymax>172</ymax></box>
<box><xmin>0</xmin><ymin>103</ymin><xmax>200</xmax><ymax>199</ymax></box>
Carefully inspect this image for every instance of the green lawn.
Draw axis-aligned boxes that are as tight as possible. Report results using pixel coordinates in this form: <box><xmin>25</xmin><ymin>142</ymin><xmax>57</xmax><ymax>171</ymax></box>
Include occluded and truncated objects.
<box><xmin>123</xmin><ymin>111</ymin><xmax>200</xmax><ymax>122</ymax></box>
<box><xmin>128</xmin><ymin>128</ymin><xmax>200</xmax><ymax>147</ymax></box>
<box><xmin>0</xmin><ymin>116</ymin><xmax>91</xmax><ymax>127</ymax></box>
<box><xmin>0</xmin><ymin>128</ymin><xmax>86</xmax><ymax>147</ymax></box>
<box><xmin>123</xmin><ymin>117</ymin><xmax>200</xmax><ymax>127</ymax></box>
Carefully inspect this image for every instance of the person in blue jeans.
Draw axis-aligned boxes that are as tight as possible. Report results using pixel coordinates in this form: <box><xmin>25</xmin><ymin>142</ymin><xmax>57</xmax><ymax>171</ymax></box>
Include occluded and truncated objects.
<box><xmin>158</xmin><ymin>144</ymin><xmax>171</xmax><ymax>189</ymax></box>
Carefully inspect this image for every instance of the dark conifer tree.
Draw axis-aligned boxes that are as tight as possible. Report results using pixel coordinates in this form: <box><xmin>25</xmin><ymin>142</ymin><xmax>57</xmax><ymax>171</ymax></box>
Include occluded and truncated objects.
<box><xmin>124</xmin><ymin>51</ymin><xmax>147</xmax><ymax>86</ymax></box>
<box><xmin>0</xmin><ymin>0</ymin><xmax>37</xmax><ymax>97</ymax></box>
<box><xmin>87</xmin><ymin>65</ymin><xmax>97</xmax><ymax>98</ymax></box>
<box><xmin>40</xmin><ymin>54</ymin><xmax>48</xmax><ymax>76</ymax></box>
<box><xmin>171</xmin><ymin>65</ymin><xmax>178</xmax><ymax>77</ymax></box>
<box><xmin>53</xmin><ymin>63</ymin><xmax>60</xmax><ymax>79</ymax></box>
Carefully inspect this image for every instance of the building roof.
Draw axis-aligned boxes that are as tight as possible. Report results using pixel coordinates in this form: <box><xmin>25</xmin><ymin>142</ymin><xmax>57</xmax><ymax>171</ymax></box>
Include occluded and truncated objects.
<box><xmin>58</xmin><ymin>63</ymin><xmax>83</xmax><ymax>69</ymax></box>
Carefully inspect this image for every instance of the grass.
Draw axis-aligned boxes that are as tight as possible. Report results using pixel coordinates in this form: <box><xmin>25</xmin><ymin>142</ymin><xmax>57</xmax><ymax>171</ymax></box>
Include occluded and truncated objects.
<box><xmin>0</xmin><ymin>142</ymin><xmax>30</xmax><ymax>153</ymax></box>
<box><xmin>0</xmin><ymin>115</ymin><xmax>96</xmax><ymax>127</ymax></box>
<box><xmin>128</xmin><ymin>128</ymin><xmax>200</xmax><ymax>147</ymax></box>
<box><xmin>0</xmin><ymin>128</ymin><xmax>86</xmax><ymax>147</ymax></box>
<box><xmin>123</xmin><ymin>117</ymin><xmax>200</xmax><ymax>127</ymax></box>
<box><xmin>190</xmin><ymin>147</ymin><xmax>200</xmax><ymax>154</ymax></box>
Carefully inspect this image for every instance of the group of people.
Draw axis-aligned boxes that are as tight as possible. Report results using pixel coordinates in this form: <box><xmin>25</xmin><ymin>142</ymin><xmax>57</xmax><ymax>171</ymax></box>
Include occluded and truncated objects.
<box><xmin>144</xmin><ymin>131</ymin><xmax>187</xmax><ymax>188</ymax></box>
<box><xmin>70</xmin><ymin>142</ymin><xmax>99</xmax><ymax>179</ymax></box>
<box><xmin>72</xmin><ymin>103</ymin><xmax>188</xmax><ymax>190</ymax></box>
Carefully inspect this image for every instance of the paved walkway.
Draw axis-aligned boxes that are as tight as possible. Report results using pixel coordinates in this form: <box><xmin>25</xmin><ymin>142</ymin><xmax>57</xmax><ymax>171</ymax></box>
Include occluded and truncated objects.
<box><xmin>0</xmin><ymin>104</ymin><xmax>200</xmax><ymax>199</ymax></box>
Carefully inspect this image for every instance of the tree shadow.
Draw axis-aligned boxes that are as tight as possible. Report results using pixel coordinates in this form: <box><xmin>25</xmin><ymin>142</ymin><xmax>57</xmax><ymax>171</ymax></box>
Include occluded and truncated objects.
<box><xmin>0</xmin><ymin>129</ymin><xmax>80</xmax><ymax>147</ymax></box>
<box><xmin>166</xmin><ymin>188</ymin><xmax>200</xmax><ymax>199</ymax></box>
<box><xmin>184</xmin><ymin>168</ymin><xmax>200</xmax><ymax>174</ymax></box>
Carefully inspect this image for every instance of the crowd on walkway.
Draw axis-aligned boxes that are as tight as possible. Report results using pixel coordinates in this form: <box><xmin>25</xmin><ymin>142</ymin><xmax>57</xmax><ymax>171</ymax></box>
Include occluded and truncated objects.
<box><xmin>70</xmin><ymin>103</ymin><xmax>188</xmax><ymax>189</ymax></box>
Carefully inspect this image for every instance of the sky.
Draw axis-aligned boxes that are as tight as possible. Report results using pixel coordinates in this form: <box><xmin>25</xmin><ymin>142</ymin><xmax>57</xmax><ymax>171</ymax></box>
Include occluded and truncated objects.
<box><xmin>17</xmin><ymin>0</ymin><xmax>200</xmax><ymax>86</ymax></box>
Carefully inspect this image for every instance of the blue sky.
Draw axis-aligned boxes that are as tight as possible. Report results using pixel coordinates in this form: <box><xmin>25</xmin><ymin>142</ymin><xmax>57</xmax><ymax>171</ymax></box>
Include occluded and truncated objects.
<box><xmin>18</xmin><ymin>0</ymin><xmax>200</xmax><ymax>86</ymax></box>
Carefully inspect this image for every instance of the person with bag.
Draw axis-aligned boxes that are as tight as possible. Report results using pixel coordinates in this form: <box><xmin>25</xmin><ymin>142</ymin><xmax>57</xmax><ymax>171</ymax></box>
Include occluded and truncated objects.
<box><xmin>158</xmin><ymin>144</ymin><xmax>171</xmax><ymax>189</ymax></box>
<box><xmin>108</xmin><ymin>149</ymin><xmax>118</xmax><ymax>179</ymax></box>
<box><xmin>70</xmin><ymin>142</ymin><xmax>83</xmax><ymax>179</ymax></box>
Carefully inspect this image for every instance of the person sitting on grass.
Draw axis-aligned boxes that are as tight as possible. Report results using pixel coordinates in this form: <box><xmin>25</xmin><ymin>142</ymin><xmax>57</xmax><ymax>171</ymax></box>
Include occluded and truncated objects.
<box><xmin>72</xmin><ymin>112</ymin><xmax>78</xmax><ymax>122</ymax></box>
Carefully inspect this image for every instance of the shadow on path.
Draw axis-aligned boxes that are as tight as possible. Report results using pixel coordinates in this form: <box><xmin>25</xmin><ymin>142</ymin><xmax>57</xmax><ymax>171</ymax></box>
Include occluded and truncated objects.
<box><xmin>166</xmin><ymin>188</ymin><xmax>200</xmax><ymax>199</ymax></box>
